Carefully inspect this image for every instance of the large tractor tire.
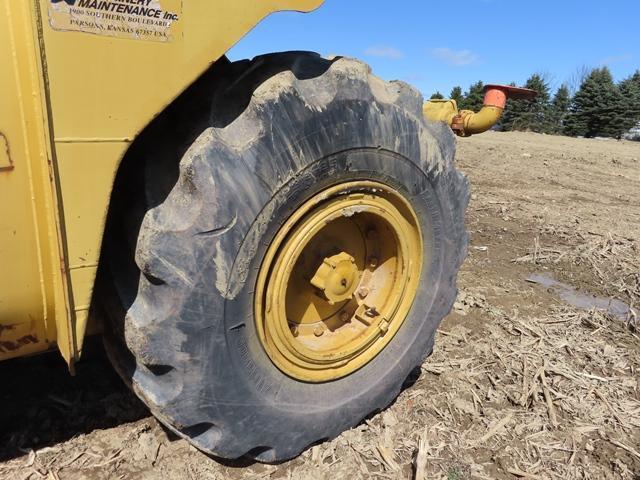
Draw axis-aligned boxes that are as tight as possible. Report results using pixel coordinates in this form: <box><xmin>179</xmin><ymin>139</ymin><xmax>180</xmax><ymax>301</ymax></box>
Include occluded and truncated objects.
<box><xmin>100</xmin><ymin>52</ymin><xmax>469</xmax><ymax>462</ymax></box>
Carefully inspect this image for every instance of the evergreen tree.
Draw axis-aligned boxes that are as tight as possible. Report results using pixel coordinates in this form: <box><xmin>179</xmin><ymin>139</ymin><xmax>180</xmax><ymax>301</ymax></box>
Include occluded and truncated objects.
<box><xmin>501</xmin><ymin>74</ymin><xmax>551</xmax><ymax>132</ymax></box>
<box><xmin>449</xmin><ymin>86</ymin><xmax>464</xmax><ymax>106</ymax></box>
<box><xmin>565</xmin><ymin>67</ymin><xmax>626</xmax><ymax>138</ymax></box>
<box><xmin>618</xmin><ymin>70</ymin><xmax>640</xmax><ymax>134</ymax></box>
<box><xmin>498</xmin><ymin>82</ymin><xmax>519</xmax><ymax>131</ymax></box>
<box><xmin>430</xmin><ymin>91</ymin><xmax>444</xmax><ymax>100</ymax></box>
<box><xmin>459</xmin><ymin>81</ymin><xmax>484</xmax><ymax>112</ymax></box>
<box><xmin>549</xmin><ymin>84</ymin><xmax>571</xmax><ymax>134</ymax></box>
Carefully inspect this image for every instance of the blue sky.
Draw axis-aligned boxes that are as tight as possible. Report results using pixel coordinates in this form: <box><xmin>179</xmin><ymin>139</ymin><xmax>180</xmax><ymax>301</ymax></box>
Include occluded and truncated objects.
<box><xmin>229</xmin><ymin>0</ymin><xmax>639</xmax><ymax>98</ymax></box>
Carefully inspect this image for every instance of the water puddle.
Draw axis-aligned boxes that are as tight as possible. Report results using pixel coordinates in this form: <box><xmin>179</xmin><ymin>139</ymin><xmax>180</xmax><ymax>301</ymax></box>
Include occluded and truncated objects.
<box><xmin>526</xmin><ymin>273</ymin><xmax>631</xmax><ymax>321</ymax></box>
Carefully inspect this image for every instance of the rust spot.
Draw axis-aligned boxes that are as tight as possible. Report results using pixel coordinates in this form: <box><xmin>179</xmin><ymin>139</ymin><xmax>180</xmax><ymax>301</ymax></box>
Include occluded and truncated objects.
<box><xmin>0</xmin><ymin>334</ymin><xmax>38</xmax><ymax>352</ymax></box>
<box><xmin>0</xmin><ymin>132</ymin><xmax>14</xmax><ymax>172</ymax></box>
<box><xmin>0</xmin><ymin>323</ymin><xmax>17</xmax><ymax>338</ymax></box>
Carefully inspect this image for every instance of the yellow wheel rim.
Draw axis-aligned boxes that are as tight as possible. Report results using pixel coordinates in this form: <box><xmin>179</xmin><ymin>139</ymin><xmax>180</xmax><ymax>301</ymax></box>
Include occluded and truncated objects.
<box><xmin>255</xmin><ymin>181</ymin><xmax>423</xmax><ymax>382</ymax></box>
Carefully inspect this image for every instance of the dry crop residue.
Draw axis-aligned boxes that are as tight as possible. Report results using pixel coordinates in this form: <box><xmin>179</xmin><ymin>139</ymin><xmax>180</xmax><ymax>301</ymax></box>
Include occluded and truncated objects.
<box><xmin>0</xmin><ymin>131</ymin><xmax>638</xmax><ymax>479</ymax></box>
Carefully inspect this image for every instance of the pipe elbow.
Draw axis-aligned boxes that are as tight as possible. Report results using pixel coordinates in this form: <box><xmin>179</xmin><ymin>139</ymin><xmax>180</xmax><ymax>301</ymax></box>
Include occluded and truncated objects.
<box><xmin>454</xmin><ymin>87</ymin><xmax>508</xmax><ymax>136</ymax></box>
<box><xmin>423</xmin><ymin>84</ymin><xmax>536</xmax><ymax>137</ymax></box>
<box><xmin>460</xmin><ymin>105</ymin><xmax>504</xmax><ymax>135</ymax></box>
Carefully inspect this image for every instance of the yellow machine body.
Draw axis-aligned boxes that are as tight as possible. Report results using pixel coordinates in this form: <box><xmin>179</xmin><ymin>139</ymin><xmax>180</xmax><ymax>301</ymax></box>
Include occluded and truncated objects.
<box><xmin>0</xmin><ymin>0</ymin><xmax>323</xmax><ymax>367</ymax></box>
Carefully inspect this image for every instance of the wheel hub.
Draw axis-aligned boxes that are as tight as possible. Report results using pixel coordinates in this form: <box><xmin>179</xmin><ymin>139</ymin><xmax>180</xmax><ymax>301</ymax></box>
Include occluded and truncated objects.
<box><xmin>254</xmin><ymin>181</ymin><xmax>423</xmax><ymax>382</ymax></box>
<box><xmin>310</xmin><ymin>252</ymin><xmax>359</xmax><ymax>304</ymax></box>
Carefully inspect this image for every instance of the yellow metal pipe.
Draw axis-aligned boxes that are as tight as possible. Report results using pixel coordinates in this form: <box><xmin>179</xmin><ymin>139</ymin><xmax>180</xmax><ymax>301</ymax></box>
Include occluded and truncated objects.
<box><xmin>423</xmin><ymin>99</ymin><xmax>458</xmax><ymax>125</ymax></box>
<box><xmin>424</xmin><ymin>85</ymin><xmax>536</xmax><ymax>137</ymax></box>
<box><xmin>459</xmin><ymin>105</ymin><xmax>504</xmax><ymax>136</ymax></box>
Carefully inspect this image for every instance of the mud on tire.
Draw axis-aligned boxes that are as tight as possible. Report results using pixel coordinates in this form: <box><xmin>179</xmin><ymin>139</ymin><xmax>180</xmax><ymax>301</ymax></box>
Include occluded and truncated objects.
<box><xmin>100</xmin><ymin>52</ymin><xmax>469</xmax><ymax>462</ymax></box>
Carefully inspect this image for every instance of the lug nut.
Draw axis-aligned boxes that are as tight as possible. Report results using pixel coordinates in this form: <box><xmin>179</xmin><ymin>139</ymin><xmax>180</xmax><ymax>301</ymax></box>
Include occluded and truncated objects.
<box><xmin>368</xmin><ymin>257</ymin><xmax>378</xmax><ymax>268</ymax></box>
<box><xmin>291</xmin><ymin>326</ymin><xmax>299</xmax><ymax>337</ymax></box>
<box><xmin>314</xmin><ymin>325</ymin><xmax>325</xmax><ymax>337</ymax></box>
<box><xmin>357</xmin><ymin>286</ymin><xmax>369</xmax><ymax>299</ymax></box>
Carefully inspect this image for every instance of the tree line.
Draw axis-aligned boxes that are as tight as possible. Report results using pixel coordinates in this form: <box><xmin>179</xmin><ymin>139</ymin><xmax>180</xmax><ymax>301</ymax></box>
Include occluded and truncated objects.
<box><xmin>430</xmin><ymin>67</ymin><xmax>640</xmax><ymax>139</ymax></box>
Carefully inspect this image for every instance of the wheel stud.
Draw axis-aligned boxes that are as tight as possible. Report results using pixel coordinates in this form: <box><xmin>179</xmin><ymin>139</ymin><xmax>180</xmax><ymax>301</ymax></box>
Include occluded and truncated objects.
<box><xmin>340</xmin><ymin>311</ymin><xmax>350</xmax><ymax>322</ymax></box>
<box><xmin>314</xmin><ymin>325</ymin><xmax>326</xmax><ymax>337</ymax></box>
<box><xmin>291</xmin><ymin>326</ymin><xmax>299</xmax><ymax>337</ymax></box>
<box><xmin>368</xmin><ymin>256</ymin><xmax>378</xmax><ymax>268</ymax></box>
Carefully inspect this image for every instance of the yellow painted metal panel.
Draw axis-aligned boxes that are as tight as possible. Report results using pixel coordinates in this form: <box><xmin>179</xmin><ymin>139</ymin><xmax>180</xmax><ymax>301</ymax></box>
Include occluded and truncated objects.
<box><xmin>55</xmin><ymin>142</ymin><xmax>128</xmax><ymax>269</ymax></box>
<box><xmin>37</xmin><ymin>0</ymin><xmax>324</xmax><ymax>362</ymax></box>
<box><xmin>56</xmin><ymin>141</ymin><xmax>129</xmax><ymax>353</ymax></box>
<box><xmin>1</xmin><ymin>0</ymin><xmax>324</xmax><ymax>365</ymax></box>
<box><xmin>0</xmin><ymin>1</ymin><xmax>72</xmax><ymax>362</ymax></box>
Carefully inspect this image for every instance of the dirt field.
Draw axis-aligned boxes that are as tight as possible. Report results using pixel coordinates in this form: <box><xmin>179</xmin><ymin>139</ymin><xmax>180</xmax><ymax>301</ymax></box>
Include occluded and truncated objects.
<box><xmin>1</xmin><ymin>131</ymin><xmax>638</xmax><ymax>480</ymax></box>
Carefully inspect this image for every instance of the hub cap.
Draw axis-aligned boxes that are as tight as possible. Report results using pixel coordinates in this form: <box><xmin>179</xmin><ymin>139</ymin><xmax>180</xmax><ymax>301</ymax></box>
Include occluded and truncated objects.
<box><xmin>254</xmin><ymin>181</ymin><xmax>423</xmax><ymax>382</ymax></box>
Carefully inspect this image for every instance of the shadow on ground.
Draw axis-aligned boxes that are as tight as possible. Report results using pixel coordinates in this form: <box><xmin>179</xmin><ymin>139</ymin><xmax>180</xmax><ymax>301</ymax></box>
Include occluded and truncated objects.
<box><xmin>0</xmin><ymin>338</ymin><xmax>149</xmax><ymax>462</ymax></box>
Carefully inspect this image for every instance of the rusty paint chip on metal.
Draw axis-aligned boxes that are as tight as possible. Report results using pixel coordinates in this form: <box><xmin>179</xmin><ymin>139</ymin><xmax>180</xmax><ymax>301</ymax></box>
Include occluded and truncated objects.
<box><xmin>0</xmin><ymin>133</ymin><xmax>14</xmax><ymax>172</ymax></box>
<box><xmin>47</xmin><ymin>0</ymin><xmax>182</xmax><ymax>42</ymax></box>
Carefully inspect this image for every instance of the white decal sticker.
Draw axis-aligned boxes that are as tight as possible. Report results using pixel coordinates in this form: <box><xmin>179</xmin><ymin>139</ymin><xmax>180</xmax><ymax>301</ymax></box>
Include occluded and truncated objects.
<box><xmin>48</xmin><ymin>0</ymin><xmax>182</xmax><ymax>42</ymax></box>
